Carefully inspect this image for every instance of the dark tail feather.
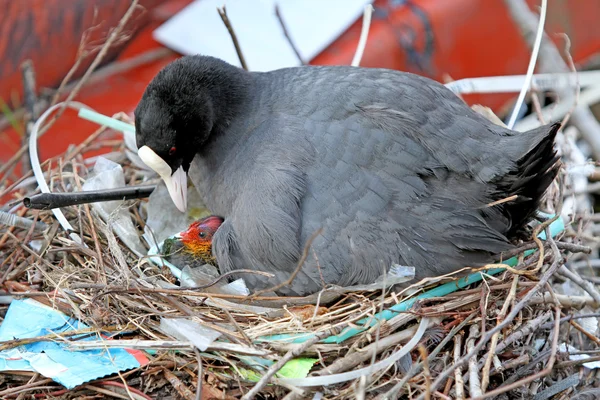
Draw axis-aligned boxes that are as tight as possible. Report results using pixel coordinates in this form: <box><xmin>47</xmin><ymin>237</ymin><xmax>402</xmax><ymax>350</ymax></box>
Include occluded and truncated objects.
<box><xmin>496</xmin><ymin>122</ymin><xmax>561</xmax><ymax>236</ymax></box>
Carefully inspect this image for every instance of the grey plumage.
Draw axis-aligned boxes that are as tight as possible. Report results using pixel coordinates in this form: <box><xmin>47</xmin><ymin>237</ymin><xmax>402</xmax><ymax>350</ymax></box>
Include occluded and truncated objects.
<box><xmin>135</xmin><ymin>55</ymin><xmax>560</xmax><ymax>296</ymax></box>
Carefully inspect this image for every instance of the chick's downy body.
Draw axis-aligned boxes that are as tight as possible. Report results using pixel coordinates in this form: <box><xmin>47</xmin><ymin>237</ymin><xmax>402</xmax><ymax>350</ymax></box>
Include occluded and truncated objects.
<box><xmin>135</xmin><ymin>55</ymin><xmax>560</xmax><ymax>296</ymax></box>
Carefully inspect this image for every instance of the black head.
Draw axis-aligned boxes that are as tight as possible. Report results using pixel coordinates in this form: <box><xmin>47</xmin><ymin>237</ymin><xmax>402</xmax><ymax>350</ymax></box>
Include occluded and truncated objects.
<box><xmin>134</xmin><ymin>55</ymin><xmax>251</xmax><ymax>211</ymax></box>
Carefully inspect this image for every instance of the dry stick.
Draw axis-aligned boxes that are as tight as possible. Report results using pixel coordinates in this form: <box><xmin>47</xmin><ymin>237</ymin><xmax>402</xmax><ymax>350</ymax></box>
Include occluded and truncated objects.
<box><xmin>313</xmin><ymin>323</ymin><xmax>423</xmax><ymax>376</ymax></box>
<box><xmin>500</xmin><ymin>241</ymin><xmax>590</xmax><ymax>260</ymax></box>
<box><xmin>250</xmin><ymin>228</ymin><xmax>323</xmax><ymax>297</ymax></box>
<box><xmin>453</xmin><ymin>335</ymin><xmax>465</xmax><ymax>400</ymax></box>
<box><xmin>0</xmin><ymin>1</ymin><xmax>140</xmax><ymax>185</ymax></box>
<box><xmin>414</xmin><ymin>254</ymin><xmax>563</xmax><ymax>400</ymax></box>
<box><xmin>163</xmin><ymin>268</ymin><xmax>273</xmax><ymax>291</ymax></box>
<box><xmin>56</xmin><ymin>0</ymin><xmax>139</xmax><ymax>121</ymax></box>
<box><xmin>21</xmin><ymin>60</ymin><xmax>37</xmax><ymax>174</ymax></box>
<box><xmin>480</xmin><ymin>275</ymin><xmax>519</xmax><ymax>392</ymax></box>
<box><xmin>380</xmin><ymin>314</ymin><xmax>475</xmax><ymax>400</ymax></box>
<box><xmin>556</xmin><ymin>355</ymin><xmax>600</xmax><ymax>369</ymax></box>
<box><xmin>164</xmin><ymin>368</ymin><xmax>196</xmax><ymax>400</ymax></box>
<box><xmin>194</xmin><ymin>347</ymin><xmax>203</xmax><ymax>400</ymax></box>
<box><xmin>567</xmin><ymin>317</ymin><xmax>600</xmax><ymax>346</ymax></box>
<box><xmin>559</xmin><ymin>34</ymin><xmax>579</xmax><ymax>128</ymax></box>
<box><xmin>466</xmin><ymin>324</ymin><xmax>482</xmax><ymax>398</ymax></box>
<box><xmin>222</xmin><ymin>306</ymin><xmax>254</xmax><ymax>346</ymax></box>
<box><xmin>0</xmin><ymin>47</ymin><xmax>171</xmax><ymax>134</ymax></box>
<box><xmin>50</xmin><ymin>18</ymin><xmax>104</xmax><ymax>106</ymax></box>
<box><xmin>418</xmin><ymin>345</ymin><xmax>432</xmax><ymax>400</ymax></box>
<box><xmin>217</xmin><ymin>6</ymin><xmax>248</xmax><ymax>70</ymax></box>
<box><xmin>470</xmin><ymin>239</ymin><xmax>564</xmax><ymax>400</ymax></box>
<box><xmin>241</xmin><ymin>329</ymin><xmax>334</xmax><ymax>400</ymax></box>
<box><xmin>557</xmin><ymin>264</ymin><xmax>600</xmax><ymax>304</ymax></box>
<box><xmin>71</xmin><ymin>162</ymin><xmax>105</xmax><ymax>277</ymax></box>
<box><xmin>274</xmin><ymin>4</ymin><xmax>304</xmax><ymax>65</ymax></box>
<box><xmin>530</xmin><ymin>292</ymin><xmax>596</xmax><ymax>309</ymax></box>
<box><xmin>494</xmin><ymin>311</ymin><xmax>552</xmax><ymax>355</ymax></box>
<box><xmin>0</xmin><ymin>378</ymin><xmax>55</xmax><ymax>397</ymax></box>
<box><xmin>6</xmin><ymin>231</ymin><xmax>83</xmax><ymax>319</ymax></box>
<box><xmin>477</xmin><ymin>308</ymin><xmax>561</xmax><ymax>399</ymax></box>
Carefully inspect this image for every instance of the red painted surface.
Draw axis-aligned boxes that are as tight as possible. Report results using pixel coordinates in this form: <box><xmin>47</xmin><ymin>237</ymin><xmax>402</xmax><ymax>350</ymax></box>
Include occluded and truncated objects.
<box><xmin>1</xmin><ymin>0</ymin><xmax>599</xmax><ymax>175</ymax></box>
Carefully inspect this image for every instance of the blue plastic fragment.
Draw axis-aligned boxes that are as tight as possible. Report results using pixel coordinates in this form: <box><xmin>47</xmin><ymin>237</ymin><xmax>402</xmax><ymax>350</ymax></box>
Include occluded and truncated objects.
<box><xmin>0</xmin><ymin>299</ymin><xmax>146</xmax><ymax>389</ymax></box>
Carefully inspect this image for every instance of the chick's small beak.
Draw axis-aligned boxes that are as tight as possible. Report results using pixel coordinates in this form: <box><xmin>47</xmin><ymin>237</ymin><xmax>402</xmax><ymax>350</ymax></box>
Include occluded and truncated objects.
<box><xmin>138</xmin><ymin>145</ymin><xmax>188</xmax><ymax>213</ymax></box>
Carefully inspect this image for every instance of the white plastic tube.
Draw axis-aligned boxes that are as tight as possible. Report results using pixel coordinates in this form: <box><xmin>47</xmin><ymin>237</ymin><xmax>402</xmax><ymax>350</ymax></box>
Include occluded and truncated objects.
<box><xmin>506</xmin><ymin>0</ymin><xmax>548</xmax><ymax>129</ymax></box>
<box><xmin>29</xmin><ymin>101</ymin><xmax>94</xmax><ymax>245</ymax></box>
<box><xmin>277</xmin><ymin>317</ymin><xmax>430</xmax><ymax>387</ymax></box>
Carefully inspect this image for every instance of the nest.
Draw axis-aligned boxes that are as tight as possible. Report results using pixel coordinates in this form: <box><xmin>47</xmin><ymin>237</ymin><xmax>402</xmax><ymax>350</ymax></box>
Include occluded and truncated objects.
<box><xmin>1</xmin><ymin>120</ymin><xmax>600</xmax><ymax>400</ymax></box>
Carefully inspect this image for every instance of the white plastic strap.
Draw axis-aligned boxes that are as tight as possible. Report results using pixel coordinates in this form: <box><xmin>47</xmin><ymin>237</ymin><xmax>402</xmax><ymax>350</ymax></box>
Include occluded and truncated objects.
<box><xmin>29</xmin><ymin>101</ymin><xmax>94</xmax><ymax>245</ymax></box>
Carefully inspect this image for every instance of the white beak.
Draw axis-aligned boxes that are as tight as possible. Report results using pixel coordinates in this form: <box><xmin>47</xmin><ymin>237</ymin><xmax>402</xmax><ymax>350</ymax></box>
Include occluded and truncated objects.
<box><xmin>138</xmin><ymin>145</ymin><xmax>188</xmax><ymax>212</ymax></box>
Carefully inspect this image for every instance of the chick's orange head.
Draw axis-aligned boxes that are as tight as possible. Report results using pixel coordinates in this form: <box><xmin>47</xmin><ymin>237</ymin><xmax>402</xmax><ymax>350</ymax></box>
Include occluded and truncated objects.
<box><xmin>180</xmin><ymin>216</ymin><xmax>224</xmax><ymax>257</ymax></box>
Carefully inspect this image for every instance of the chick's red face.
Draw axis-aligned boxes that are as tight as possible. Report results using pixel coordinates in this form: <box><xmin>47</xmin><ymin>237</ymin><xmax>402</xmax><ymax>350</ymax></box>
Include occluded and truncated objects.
<box><xmin>180</xmin><ymin>216</ymin><xmax>224</xmax><ymax>257</ymax></box>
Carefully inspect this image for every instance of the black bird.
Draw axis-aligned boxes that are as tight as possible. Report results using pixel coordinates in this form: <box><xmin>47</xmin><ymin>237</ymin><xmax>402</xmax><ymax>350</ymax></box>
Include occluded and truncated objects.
<box><xmin>135</xmin><ymin>55</ymin><xmax>560</xmax><ymax>296</ymax></box>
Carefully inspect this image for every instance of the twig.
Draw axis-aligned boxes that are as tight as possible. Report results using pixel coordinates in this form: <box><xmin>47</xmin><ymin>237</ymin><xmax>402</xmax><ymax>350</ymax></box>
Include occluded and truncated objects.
<box><xmin>557</xmin><ymin>265</ymin><xmax>600</xmax><ymax>304</ymax></box>
<box><xmin>418</xmin><ymin>345</ymin><xmax>432</xmax><ymax>400</ymax></box>
<box><xmin>217</xmin><ymin>6</ymin><xmax>248</xmax><ymax>70</ymax></box>
<box><xmin>0</xmin><ymin>48</ymin><xmax>171</xmax><ymax>134</ymax></box>
<box><xmin>20</xmin><ymin>60</ymin><xmax>37</xmax><ymax>174</ymax></box>
<box><xmin>275</xmin><ymin>5</ymin><xmax>304</xmax><ymax>65</ymax></box>
<box><xmin>313</xmin><ymin>323</ymin><xmax>421</xmax><ymax>376</ymax></box>
<box><xmin>194</xmin><ymin>347</ymin><xmax>203</xmax><ymax>400</ymax></box>
<box><xmin>66</xmin><ymin>339</ymin><xmax>268</xmax><ymax>356</ymax></box>
<box><xmin>351</xmin><ymin>4</ymin><xmax>374</xmax><ymax>67</ymax></box>
<box><xmin>0</xmin><ymin>378</ymin><xmax>55</xmax><ymax>397</ymax></box>
<box><xmin>381</xmin><ymin>314</ymin><xmax>475</xmax><ymax>399</ymax></box>
<box><xmin>494</xmin><ymin>311</ymin><xmax>552</xmax><ymax>355</ymax></box>
<box><xmin>57</xmin><ymin>0</ymin><xmax>140</xmax><ymax>120</ymax></box>
<box><xmin>250</xmin><ymin>228</ymin><xmax>323</xmax><ymax>297</ymax></box>
<box><xmin>466</xmin><ymin>324</ymin><xmax>482</xmax><ymax>397</ymax></box>
<box><xmin>453</xmin><ymin>334</ymin><xmax>465</xmax><ymax>400</ymax></box>
<box><xmin>481</xmin><ymin>274</ymin><xmax>518</xmax><ymax>392</ymax></box>
<box><xmin>469</xmin><ymin>239</ymin><xmax>564</xmax><ymax>399</ymax></box>
<box><xmin>567</xmin><ymin>317</ymin><xmax>600</xmax><ymax>346</ymax></box>
<box><xmin>164</xmin><ymin>368</ymin><xmax>195</xmax><ymax>400</ymax></box>
<box><xmin>415</xmin><ymin>251</ymin><xmax>563</xmax><ymax>400</ymax></box>
<box><xmin>50</xmin><ymin>18</ymin><xmax>100</xmax><ymax>106</ymax></box>
<box><xmin>474</xmin><ymin>306</ymin><xmax>561</xmax><ymax>399</ymax></box>
<box><xmin>558</xmin><ymin>34</ymin><xmax>579</xmax><ymax>128</ymax></box>
<box><xmin>241</xmin><ymin>330</ymin><xmax>333</xmax><ymax>400</ymax></box>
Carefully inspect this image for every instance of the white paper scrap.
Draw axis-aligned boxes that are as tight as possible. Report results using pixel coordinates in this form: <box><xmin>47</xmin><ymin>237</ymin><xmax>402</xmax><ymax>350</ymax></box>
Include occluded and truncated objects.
<box><xmin>153</xmin><ymin>0</ymin><xmax>373</xmax><ymax>71</ymax></box>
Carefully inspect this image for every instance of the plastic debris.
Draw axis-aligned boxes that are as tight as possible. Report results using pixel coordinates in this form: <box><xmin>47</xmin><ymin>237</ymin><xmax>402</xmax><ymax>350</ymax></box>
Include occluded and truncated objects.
<box><xmin>82</xmin><ymin>157</ymin><xmax>146</xmax><ymax>257</ymax></box>
<box><xmin>0</xmin><ymin>210</ymin><xmax>48</xmax><ymax>231</ymax></box>
<box><xmin>558</xmin><ymin>343</ymin><xmax>600</xmax><ymax>369</ymax></box>
<box><xmin>339</xmin><ymin>264</ymin><xmax>415</xmax><ymax>291</ymax></box>
<box><xmin>237</xmin><ymin>358</ymin><xmax>318</xmax><ymax>382</ymax></box>
<box><xmin>159</xmin><ymin>318</ymin><xmax>222</xmax><ymax>351</ymax></box>
<box><xmin>143</xmin><ymin>180</ymin><xmax>211</xmax><ymax>246</ymax></box>
<box><xmin>0</xmin><ymin>299</ymin><xmax>148</xmax><ymax>389</ymax></box>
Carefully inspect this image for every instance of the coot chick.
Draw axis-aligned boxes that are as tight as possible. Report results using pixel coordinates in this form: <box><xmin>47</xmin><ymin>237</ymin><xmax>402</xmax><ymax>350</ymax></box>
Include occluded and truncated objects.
<box><xmin>135</xmin><ymin>55</ymin><xmax>560</xmax><ymax>296</ymax></box>
<box><xmin>162</xmin><ymin>215</ymin><xmax>223</xmax><ymax>269</ymax></box>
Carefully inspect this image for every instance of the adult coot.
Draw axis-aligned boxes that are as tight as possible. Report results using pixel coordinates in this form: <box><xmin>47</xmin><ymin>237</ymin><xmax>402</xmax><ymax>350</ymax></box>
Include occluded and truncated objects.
<box><xmin>135</xmin><ymin>55</ymin><xmax>560</xmax><ymax>296</ymax></box>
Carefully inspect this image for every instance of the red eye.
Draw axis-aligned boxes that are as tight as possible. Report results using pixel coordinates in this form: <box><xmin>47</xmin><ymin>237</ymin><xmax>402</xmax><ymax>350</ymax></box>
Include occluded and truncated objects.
<box><xmin>169</xmin><ymin>146</ymin><xmax>177</xmax><ymax>156</ymax></box>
